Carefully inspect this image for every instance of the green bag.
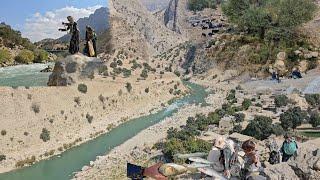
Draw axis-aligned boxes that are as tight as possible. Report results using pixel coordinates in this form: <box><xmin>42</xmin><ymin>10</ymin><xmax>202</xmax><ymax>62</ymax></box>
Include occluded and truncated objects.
<box><xmin>283</xmin><ymin>141</ymin><xmax>297</xmax><ymax>155</ymax></box>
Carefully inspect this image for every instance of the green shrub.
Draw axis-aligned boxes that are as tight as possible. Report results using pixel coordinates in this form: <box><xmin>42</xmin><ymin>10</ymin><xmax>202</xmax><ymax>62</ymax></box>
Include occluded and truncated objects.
<box><xmin>274</xmin><ymin>95</ymin><xmax>289</xmax><ymax>107</ymax></box>
<box><xmin>15</xmin><ymin>49</ymin><xmax>34</xmax><ymax>64</ymax></box>
<box><xmin>86</xmin><ymin>113</ymin><xmax>93</xmax><ymax>124</ymax></box>
<box><xmin>188</xmin><ymin>0</ymin><xmax>216</xmax><ymax>11</ymax></box>
<box><xmin>145</xmin><ymin>87</ymin><xmax>149</xmax><ymax>93</ymax></box>
<box><xmin>126</xmin><ymin>82</ymin><xmax>132</xmax><ymax>93</ymax></box>
<box><xmin>231</xmin><ymin>124</ymin><xmax>243</xmax><ymax>134</ymax></box>
<box><xmin>110</xmin><ymin>62</ymin><xmax>117</xmax><ymax>68</ymax></box>
<box><xmin>310</xmin><ymin>112</ymin><xmax>320</xmax><ymax>128</ymax></box>
<box><xmin>31</xmin><ymin>103</ymin><xmax>40</xmax><ymax>114</ymax></box>
<box><xmin>15</xmin><ymin>156</ymin><xmax>36</xmax><ymax>168</ymax></box>
<box><xmin>280</xmin><ymin>107</ymin><xmax>307</xmax><ymax>130</ymax></box>
<box><xmin>122</xmin><ymin>68</ymin><xmax>131</xmax><ymax>78</ymax></box>
<box><xmin>0</xmin><ymin>48</ymin><xmax>12</xmax><ymax>64</ymax></box>
<box><xmin>234</xmin><ymin>113</ymin><xmax>245</xmax><ymax>123</ymax></box>
<box><xmin>78</xmin><ymin>84</ymin><xmax>88</xmax><ymax>94</ymax></box>
<box><xmin>116</xmin><ymin>60</ymin><xmax>123</xmax><ymax>66</ymax></box>
<box><xmin>0</xmin><ymin>155</ymin><xmax>6</xmax><ymax>162</ymax></box>
<box><xmin>40</xmin><ymin>128</ymin><xmax>50</xmax><ymax>142</ymax></box>
<box><xmin>305</xmin><ymin>94</ymin><xmax>320</xmax><ymax>107</ymax></box>
<box><xmin>242</xmin><ymin>99</ymin><xmax>252</xmax><ymax>110</ymax></box>
<box><xmin>33</xmin><ymin>49</ymin><xmax>49</xmax><ymax>63</ymax></box>
<box><xmin>1</xmin><ymin>130</ymin><xmax>6</xmax><ymax>136</ymax></box>
<box><xmin>272</xmin><ymin>123</ymin><xmax>284</xmax><ymax>136</ymax></box>
<box><xmin>227</xmin><ymin>89</ymin><xmax>236</xmax><ymax>103</ymax></box>
<box><xmin>242</xmin><ymin>116</ymin><xmax>273</xmax><ymax>140</ymax></box>
<box><xmin>174</xmin><ymin>70</ymin><xmax>181</xmax><ymax>77</ymax></box>
<box><xmin>140</xmin><ymin>69</ymin><xmax>148</xmax><ymax>79</ymax></box>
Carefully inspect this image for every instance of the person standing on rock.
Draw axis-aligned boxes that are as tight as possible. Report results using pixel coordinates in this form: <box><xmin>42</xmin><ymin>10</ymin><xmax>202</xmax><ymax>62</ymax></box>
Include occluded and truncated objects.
<box><xmin>84</xmin><ymin>26</ymin><xmax>97</xmax><ymax>57</ymax></box>
<box><xmin>280</xmin><ymin>133</ymin><xmax>298</xmax><ymax>162</ymax></box>
<box><xmin>59</xmin><ymin>16</ymin><xmax>80</xmax><ymax>54</ymax></box>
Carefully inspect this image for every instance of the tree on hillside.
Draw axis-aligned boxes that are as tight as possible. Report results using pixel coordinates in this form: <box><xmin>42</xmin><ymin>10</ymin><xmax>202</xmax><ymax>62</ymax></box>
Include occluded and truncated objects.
<box><xmin>188</xmin><ymin>0</ymin><xmax>217</xmax><ymax>11</ymax></box>
<box><xmin>310</xmin><ymin>112</ymin><xmax>320</xmax><ymax>128</ymax></box>
<box><xmin>280</xmin><ymin>107</ymin><xmax>307</xmax><ymax>130</ymax></box>
<box><xmin>242</xmin><ymin>115</ymin><xmax>274</xmax><ymax>140</ymax></box>
<box><xmin>222</xmin><ymin>0</ymin><xmax>317</xmax><ymax>41</ymax></box>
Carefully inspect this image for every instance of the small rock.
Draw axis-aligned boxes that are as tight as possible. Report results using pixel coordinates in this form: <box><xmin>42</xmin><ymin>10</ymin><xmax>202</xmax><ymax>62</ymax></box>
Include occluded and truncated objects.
<box><xmin>81</xmin><ymin>166</ymin><xmax>90</xmax><ymax>171</ymax></box>
<box><xmin>90</xmin><ymin>161</ymin><xmax>94</xmax><ymax>166</ymax></box>
<box><xmin>314</xmin><ymin>159</ymin><xmax>320</xmax><ymax>171</ymax></box>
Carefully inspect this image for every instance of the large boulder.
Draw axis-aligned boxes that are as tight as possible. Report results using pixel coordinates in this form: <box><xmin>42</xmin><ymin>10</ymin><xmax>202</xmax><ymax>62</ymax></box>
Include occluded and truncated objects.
<box><xmin>273</xmin><ymin>52</ymin><xmax>288</xmax><ymax>75</ymax></box>
<box><xmin>299</xmin><ymin>60</ymin><xmax>309</xmax><ymax>73</ymax></box>
<box><xmin>264</xmin><ymin>163</ymin><xmax>299</xmax><ymax>180</ymax></box>
<box><xmin>47</xmin><ymin>54</ymin><xmax>103</xmax><ymax>86</ymax></box>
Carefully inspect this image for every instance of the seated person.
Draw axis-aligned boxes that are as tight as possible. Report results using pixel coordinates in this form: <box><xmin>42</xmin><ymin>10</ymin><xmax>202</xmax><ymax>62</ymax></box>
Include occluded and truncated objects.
<box><xmin>292</xmin><ymin>68</ymin><xmax>302</xmax><ymax>79</ymax></box>
<box><xmin>241</xmin><ymin>140</ymin><xmax>265</xmax><ymax>180</ymax></box>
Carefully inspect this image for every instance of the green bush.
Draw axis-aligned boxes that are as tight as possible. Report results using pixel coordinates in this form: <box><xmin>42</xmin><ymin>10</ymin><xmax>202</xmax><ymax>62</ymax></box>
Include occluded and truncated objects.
<box><xmin>305</xmin><ymin>94</ymin><xmax>320</xmax><ymax>107</ymax></box>
<box><xmin>15</xmin><ymin>49</ymin><xmax>34</xmax><ymax>64</ymax></box>
<box><xmin>242</xmin><ymin>116</ymin><xmax>273</xmax><ymax>140</ymax></box>
<box><xmin>280</xmin><ymin>107</ymin><xmax>307</xmax><ymax>130</ymax></box>
<box><xmin>310</xmin><ymin>112</ymin><xmax>320</xmax><ymax>128</ymax></box>
<box><xmin>242</xmin><ymin>99</ymin><xmax>252</xmax><ymax>110</ymax></box>
<box><xmin>122</xmin><ymin>68</ymin><xmax>131</xmax><ymax>78</ymax></box>
<box><xmin>126</xmin><ymin>82</ymin><xmax>132</xmax><ymax>93</ymax></box>
<box><xmin>234</xmin><ymin>113</ymin><xmax>245</xmax><ymax>123</ymax></box>
<box><xmin>140</xmin><ymin>69</ymin><xmax>148</xmax><ymax>79</ymax></box>
<box><xmin>78</xmin><ymin>84</ymin><xmax>88</xmax><ymax>94</ymax></box>
<box><xmin>1</xmin><ymin>130</ymin><xmax>6</xmax><ymax>136</ymax></box>
<box><xmin>0</xmin><ymin>48</ymin><xmax>12</xmax><ymax>64</ymax></box>
<box><xmin>174</xmin><ymin>70</ymin><xmax>181</xmax><ymax>77</ymax></box>
<box><xmin>0</xmin><ymin>155</ymin><xmax>6</xmax><ymax>162</ymax></box>
<box><xmin>145</xmin><ymin>87</ymin><xmax>149</xmax><ymax>93</ymax></box>
<box><xmin>110</xmin><ymin>62</ymin><xmax>117</xmax><ymax>68</ymax></box>
<box><xmin>188</xmin><ymin>0</ymin><xmax>216</xmax><ymax>11</ymax></box>
<box><xmin>274</xmin><ymin>95</ymin><xmax>289</xmax><ymax>107</ymax></box>
<box><xmin>227</xmin><ymin>89</ymin><xmax>237</xmax><ymax>103</ymax></box>
<box><xmin>40</xmin><ymin>128</ymin><xmax>50</xmax><ymax>142</ymax></box>
<box><xmin>33</xmin><ymin>50</ymin><xmax>49</xmax><ymax>63</ymax></box>
<box><xmin>222</xmin><ymin>0</ymin><xmax>316</xmax><ymax>42</ymax></box>
<box><xmin>231</xmin><ymin>124</ymin><xmax>243</xmax><ymax>134</ymax></box>
<box><xmin>272</xmin><ymin>123</ymin><xmax>284</xmax><ymax>136</ymax></box>
<box><xmin>86</xmin><ymin>113</ymin><xmax>93</xmax><ymax>124</ymax></box>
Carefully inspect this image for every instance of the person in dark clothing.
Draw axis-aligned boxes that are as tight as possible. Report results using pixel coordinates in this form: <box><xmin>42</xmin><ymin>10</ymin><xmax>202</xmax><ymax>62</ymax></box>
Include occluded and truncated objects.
<box><xmin>292</xmin><ymin>68</ymin><xmax>303</xmax><ymax>79</ymax></box>
<box><xmin>280</xmin><ymin>133</ymin><xmax>298</xmax><ymax>162</ymax></box>
<box><xmin>84</xmin><ymin>26</ymin><xmax>97</xmax><ymax>57</ymax></box>
<box><xmin>59</xmin><ymin>16</ymin><xmax>80</xmax><ymax>54</ymax></box>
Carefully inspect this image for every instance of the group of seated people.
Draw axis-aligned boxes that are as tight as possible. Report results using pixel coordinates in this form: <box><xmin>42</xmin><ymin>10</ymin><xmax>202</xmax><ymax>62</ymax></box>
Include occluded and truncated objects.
<box><xmin>127</xmin><ymin>133</ymin><xmax>298</xmax><ymax>179</ymax></box>
<box><xmin>208</xmin><ymin>133</ymin><xmax>298</xmax><ymax>179</ymax></box>
<box><xmin>271</xmin><ymin>68</ymin><xmax>303</xmax><ymax>83</ymax></box>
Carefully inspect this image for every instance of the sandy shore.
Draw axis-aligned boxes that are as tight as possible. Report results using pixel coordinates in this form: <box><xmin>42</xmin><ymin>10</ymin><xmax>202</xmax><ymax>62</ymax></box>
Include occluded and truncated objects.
<box><xmin>0</xmin><ymin>72</ymin><xmax>186</xmax><ymax>173</ymax></box>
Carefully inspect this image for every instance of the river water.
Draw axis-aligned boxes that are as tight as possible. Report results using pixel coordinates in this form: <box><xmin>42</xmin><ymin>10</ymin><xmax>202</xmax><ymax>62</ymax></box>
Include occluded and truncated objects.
<box><xmin>0</xmin><ymin>81</ymin><xmax>208</xmax><ymax>180</ymax></box>
<box><xmin>0</xmin><ymin>63</ymin><xmax>53</xmax><ymax>87</ymax></box>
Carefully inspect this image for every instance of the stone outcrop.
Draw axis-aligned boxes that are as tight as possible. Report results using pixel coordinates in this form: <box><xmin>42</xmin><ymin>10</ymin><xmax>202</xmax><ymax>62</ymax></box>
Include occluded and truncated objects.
<box><xmin>47</xmin><ymin>54</ymin><xmax>103</xmax><ymax>86</ymax></box>
<box><xmin>273</xmin><ymin>52</ymin><xmax>288</xmax><ymax>75</ymax></box>
<box><xmin>264</xmin><ymin>163</ymin><xmax>300</xmax><ymax>180</ymax></box>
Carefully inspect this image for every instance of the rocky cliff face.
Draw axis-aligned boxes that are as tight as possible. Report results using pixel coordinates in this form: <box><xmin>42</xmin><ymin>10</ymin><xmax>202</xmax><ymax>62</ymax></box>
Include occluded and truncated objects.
<box><xmin>139</xmin><ymin>0</ymin><xmax>170</xmax><ymax>11</ymax></box>
<box><xmin>109</xmin><ymin>0</ymin><xmax>186</xmax><ymax>59</ymax></box>
<box><xmin>163</xmin><ymin>0</ymin><xmax>188</xmax><ymax>35</ymax></box>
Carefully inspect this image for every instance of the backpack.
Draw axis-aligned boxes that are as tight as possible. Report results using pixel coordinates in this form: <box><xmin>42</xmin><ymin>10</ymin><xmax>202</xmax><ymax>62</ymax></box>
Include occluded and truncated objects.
<box><xmin>283</xmin><ymin>141</ymin><xmax>297</xmax><ymax>155</ymax></box>
<box><xmin>269</xmin><ymin>151</ymin><xmax>280</xmax><ymax>165</ymax></box>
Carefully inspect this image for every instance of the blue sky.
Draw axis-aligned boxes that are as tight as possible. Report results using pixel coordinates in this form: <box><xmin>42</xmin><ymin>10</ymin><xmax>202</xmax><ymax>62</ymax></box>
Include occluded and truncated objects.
<box><xmin>0</xmin><ymin>0</ymin><xmax>107</xmax><ymax>41</ymax></box>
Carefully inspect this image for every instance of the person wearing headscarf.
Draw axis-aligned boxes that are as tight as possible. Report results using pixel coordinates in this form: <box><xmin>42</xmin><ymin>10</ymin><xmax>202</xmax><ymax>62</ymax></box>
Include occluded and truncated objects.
<box><xmin>59</xmin><ymin>16</ymin><xmax>80</xmax><ymax>54</ymax></box>
<box><xmin>84</xmin><ymin>26</ymin><xmax>97</xmax><ymax>57</ymax></box>
<box><xmin>213</xmin><ymin>136</ymin><xmax>236</xmax><ymax>179</ymax></box>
